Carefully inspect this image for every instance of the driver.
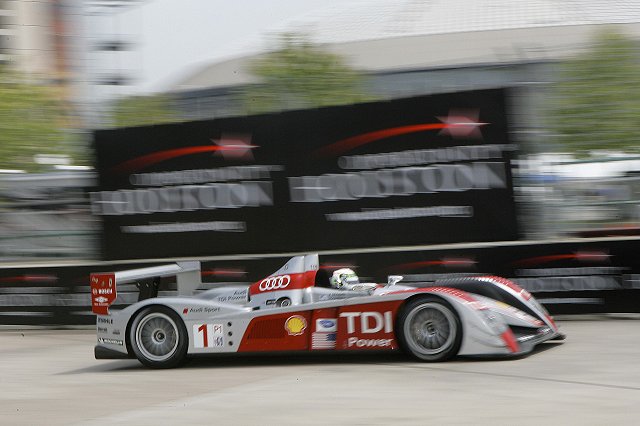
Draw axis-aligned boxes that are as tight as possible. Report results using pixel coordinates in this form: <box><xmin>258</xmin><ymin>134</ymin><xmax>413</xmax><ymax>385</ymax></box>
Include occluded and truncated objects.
<box><xmin>330</xmin><ymin>268</ymin><xmax>360</xmax><ymax>289</ymax></box>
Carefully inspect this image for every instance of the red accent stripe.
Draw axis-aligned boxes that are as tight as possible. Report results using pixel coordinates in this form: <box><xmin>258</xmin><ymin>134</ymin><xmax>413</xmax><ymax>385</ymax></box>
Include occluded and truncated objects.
<box><xmin>478</xmin><ymin>276</ymin><xmax>532</xmax><ymax>300</ymax></box>
<box><xmin>313</xmin><ymin>123</ymin><xmax>448</xmax><ymax>158</ymax></box>
<box><xmin>388</xmin><ymin>286</ymin><xmax>481</xmax><ymax>305</ymax></box>
<box><xmin>545</xmin><ymin>314</ymin><xmax>558</xmax><ymax>331</ymax></box>
<box><xmin>501</xmin><ymin>330</ymin><xmax>519</xmax><ymax>353</ymax></box>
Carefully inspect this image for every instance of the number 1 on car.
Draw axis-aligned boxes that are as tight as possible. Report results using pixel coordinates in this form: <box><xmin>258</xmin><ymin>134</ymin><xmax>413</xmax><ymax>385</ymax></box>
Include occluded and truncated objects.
<box><xmin>193</xmin><ymin>323</ymin><xmax>224</xmax><ymax>348</ymax></box>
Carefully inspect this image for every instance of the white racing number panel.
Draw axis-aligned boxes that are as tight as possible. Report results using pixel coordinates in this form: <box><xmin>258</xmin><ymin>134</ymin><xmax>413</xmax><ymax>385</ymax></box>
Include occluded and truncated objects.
<box><xmin>192</xmin><ymin>323</ymin><xmax>224</xmax><ymax>348</ymax></box>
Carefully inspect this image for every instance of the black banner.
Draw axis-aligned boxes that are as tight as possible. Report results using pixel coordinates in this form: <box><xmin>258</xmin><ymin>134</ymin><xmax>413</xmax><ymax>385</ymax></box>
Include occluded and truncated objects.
<box><xmin>92</xmin><ymin>89</ymin><xmax>518</xmax><ymax>260</ymax></box>
<box><xmin>2</xmin><ymin>238</ymin><xmax>640</xmax><ymax>325</ymax></box>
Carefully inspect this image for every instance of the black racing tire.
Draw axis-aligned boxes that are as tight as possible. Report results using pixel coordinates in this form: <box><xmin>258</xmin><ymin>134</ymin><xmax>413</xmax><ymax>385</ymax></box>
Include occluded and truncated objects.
<box><xmin>396</xmin><ymin>296</ymin><xmax>462</xmax><ymax>362</ymax></box>
<box><xmin>129</xmin><ymin>306</ymin><xmax>188</xmax><ymax>369</ymax></box>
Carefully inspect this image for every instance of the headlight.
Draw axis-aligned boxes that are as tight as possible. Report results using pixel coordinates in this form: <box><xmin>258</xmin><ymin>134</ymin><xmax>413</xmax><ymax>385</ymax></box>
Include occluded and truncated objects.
<box><xmin>479</xmin><ymin>309</ymin><xmax>507</xmax><ymax>334</ymax></box>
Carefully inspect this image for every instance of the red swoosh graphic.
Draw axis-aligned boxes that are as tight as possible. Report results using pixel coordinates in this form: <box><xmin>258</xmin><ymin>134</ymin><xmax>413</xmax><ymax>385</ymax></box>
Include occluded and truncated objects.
<box><xmin>382</xmin><ymin>259</ymin><xmax>475</xmax><ymax>274</ymax></box>
<box><xmin>111</xmin><ymin>146</ymin><xmax>227</xmax><ymax>175</ymax></box>
<box><xmin>511</xmin><ymin>254</ymin><xmax>577</xmax><ymax>268</ymax></box>
<box><xmin>313</xmin><ymin>123</ymin><xmax>448</xmax><ymax>158</ymax></box>
<box><xmin>0</xmin><ymin>275</ymin><xmax>58</xmax><ymax>283</ymax></box>
<box><xmin>511</xmin><ymin>252</ymin><xmax>608</xmax><ymax>268</ymax></box>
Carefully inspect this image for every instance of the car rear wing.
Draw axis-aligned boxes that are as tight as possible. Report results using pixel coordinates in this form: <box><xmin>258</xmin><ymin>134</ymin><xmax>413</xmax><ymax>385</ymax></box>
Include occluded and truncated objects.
<box><xmin>90</xmin><ymin>261</ymin><xmax>201</xmax><ymax>315</ymax></box>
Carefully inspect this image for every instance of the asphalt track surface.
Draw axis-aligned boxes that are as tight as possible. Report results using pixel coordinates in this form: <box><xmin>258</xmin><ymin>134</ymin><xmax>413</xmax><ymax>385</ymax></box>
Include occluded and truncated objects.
<box><xmin>1</xmin><ymin>317</ymin><xmax>640</xmax><ymax>425</ymax></box>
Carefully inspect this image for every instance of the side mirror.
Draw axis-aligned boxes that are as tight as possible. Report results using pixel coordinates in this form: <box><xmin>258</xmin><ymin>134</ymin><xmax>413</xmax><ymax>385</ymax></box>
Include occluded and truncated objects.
<box><xmin>387</xmin><ymin>275</ymin><xmax>403</xmax><ymax>287</ymax></box>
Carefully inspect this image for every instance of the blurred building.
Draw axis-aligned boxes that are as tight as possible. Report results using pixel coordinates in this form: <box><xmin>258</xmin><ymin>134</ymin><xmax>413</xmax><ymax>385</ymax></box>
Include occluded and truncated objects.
<box><xmin>165</xmin><ymin>0</ymin><xmax>640</xmax><ymax>150</ymax></box>
<box><xmin>0</xmin><ymin>0</ymin><xmax>76</xmax><ymax>81</ymax></box>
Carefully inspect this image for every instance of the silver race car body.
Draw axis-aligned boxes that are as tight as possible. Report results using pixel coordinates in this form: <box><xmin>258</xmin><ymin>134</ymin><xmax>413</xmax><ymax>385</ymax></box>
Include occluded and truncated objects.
<box><xmin>91</xmin><ymin>254</ymin><xmax>563</xmax><ymax>368</ymax></box>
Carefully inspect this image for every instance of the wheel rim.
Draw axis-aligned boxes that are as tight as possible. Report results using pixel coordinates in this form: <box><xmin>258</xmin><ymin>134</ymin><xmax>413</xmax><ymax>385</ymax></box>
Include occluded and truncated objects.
<box><xmin>404</xmin><ymin>302</ymin><xmax>456</xmax><ymax>356</ymax></box>
<box><xmin>135</xmin><ymin>312</ymin><xmax>179</xmax><ymax>362</ymax></box>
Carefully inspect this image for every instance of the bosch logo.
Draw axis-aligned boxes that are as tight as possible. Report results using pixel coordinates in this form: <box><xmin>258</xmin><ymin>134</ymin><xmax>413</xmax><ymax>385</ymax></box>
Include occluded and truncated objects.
<box><xmin>259</xmin><ymin>275</ymin><xmax>291</xmax><ymax>291</ymax></box>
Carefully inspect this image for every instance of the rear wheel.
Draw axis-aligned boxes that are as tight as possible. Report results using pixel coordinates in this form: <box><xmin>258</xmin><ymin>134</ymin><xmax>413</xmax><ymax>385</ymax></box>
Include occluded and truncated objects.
<box><xmin>397</xmin><ymin>297</ymin><xmax>462</xmax><ymax>362</ymax></box>
<box><xmin>129</xmin><ymin>306</ymin><xmax>188</xmax><ymax>368</ymax></box>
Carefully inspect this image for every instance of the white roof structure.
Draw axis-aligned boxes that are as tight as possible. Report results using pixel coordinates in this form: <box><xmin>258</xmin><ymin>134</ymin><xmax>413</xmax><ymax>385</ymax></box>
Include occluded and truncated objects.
<box><xmin>168</xmin><ymin>0</ymin><xmax>640</xmax><ymax>92</ymax></box>
<box><xmin>281</xmin><ymin>0</ymin><xmax>640</xmax><ymax>42</ymax></box>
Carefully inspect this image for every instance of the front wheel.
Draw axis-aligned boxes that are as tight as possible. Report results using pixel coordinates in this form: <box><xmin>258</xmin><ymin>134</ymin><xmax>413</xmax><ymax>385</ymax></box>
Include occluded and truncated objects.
<box><xmin>129</xmin><ymin>306</ymin><xmax>188</xmax><ymax>368</ymax></box>
<box><xmin>396</xmin><ymin>297</ymin><xmax>462</xmax><ymax>362</ymax></box>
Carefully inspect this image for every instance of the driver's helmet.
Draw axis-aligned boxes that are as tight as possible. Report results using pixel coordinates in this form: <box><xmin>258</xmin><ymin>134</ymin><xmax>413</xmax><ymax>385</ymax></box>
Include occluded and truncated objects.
<box><xmin>330</xmin><ymin>268</ymin><xmax>359</xmax><ymax>289</ymax></box>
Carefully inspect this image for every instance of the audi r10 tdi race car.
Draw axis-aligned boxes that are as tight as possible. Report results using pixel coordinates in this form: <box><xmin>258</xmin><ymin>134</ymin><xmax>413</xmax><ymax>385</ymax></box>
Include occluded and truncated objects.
<box><xmin>91</xmin><ymin>254</ymin><xmax>564</xmax><ymax>368</ymax></box>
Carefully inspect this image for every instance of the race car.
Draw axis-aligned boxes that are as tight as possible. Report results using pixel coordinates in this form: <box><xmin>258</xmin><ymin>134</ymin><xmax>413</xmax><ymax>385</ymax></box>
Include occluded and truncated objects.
<box><xmin>91</xmin><ymin>253</ymin><xmax>564</xmax><ymax>368</ymax></box>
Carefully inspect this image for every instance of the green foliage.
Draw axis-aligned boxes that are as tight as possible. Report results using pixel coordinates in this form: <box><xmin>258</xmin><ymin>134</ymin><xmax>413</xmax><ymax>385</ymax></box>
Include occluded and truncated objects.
<box><xmin>0</xmin><ymin>67</ymin><xmax>71</xmax><ymax>172</ymax></box>
<box><xmin>550</xmin><ymin>30</ymin><xmax>640</xmax><ymax>156</ymax></box>
<box><xmin>242</xmin><ymin>34</ymin><xmax>374</xmax><ymax>114</ymax></box>
<box><xmin>111</xmin><ymin>94</ymin><xmax>176</xmax><ymax>128</ymax></box>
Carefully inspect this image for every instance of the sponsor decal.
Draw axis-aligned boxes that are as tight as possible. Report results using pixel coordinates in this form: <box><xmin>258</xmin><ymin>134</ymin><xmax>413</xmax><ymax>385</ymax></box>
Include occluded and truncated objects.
<box><xmin>183</xmin><ymin>306</ymin><xmax>221</xmax><ymax>315</ymax></box>
<box><xmin>97</xmin><ymin>327</ymin><xmax>107</xmax><ymax>333</ymax></box>
<box><xmin>90</xmin><ymin>273</ymin><xmax>116</xmax><ymax>315</ymax></box>
<box><xmin>284</xmin><ymin>315</ymin><xmax>307</xmax><ymax>336</ymax></box>
<box><xmin>312</xmin><ymin>332</ymin><xmax>337</xmax><ymax>350</ymax></box>
<box><xmin>215</xmin><ymin>289</ymin><xmax>248</xmax><ymax>303</ymax></box>
<box><xmin>315</xmin><ymin>318</ymin><xmax>337</xmax><ymax>332</ymax></box>
<box><xmin>97</xmin><ymin>317</ymin><xmax>113</xmax><ymax>324</ymax></box>
<box><xmin>259</xmin><ymin>275</ymin><xmax>291</xmax><ymax>291</ymax></box>
<box><xmin>193</xmin><ymin>323</ymin><xmax>224</xmax><ymax>348</ymax></box>
<box><xmin>98</xmin><ymin>337</ymin><xmax>123</xmax><ymax>346</ymax></box>
<box><xmin>340</xmin><ymin>311</ymin><xmax>393</xmax><ymax>334</ymax></box>
<box><xmin>112</xmin><ymin>329</ymin><xmax>121</xmax><ymax>335</ymax></box>
<box><xmin>339</xmin><ymin>309</ymin><xmax>396</xmax><ymax>350</ymax></box>
<box><xmin>347</xmin><ymin>337</ymin><xmax>393</xmax><ymax>348</ymax></box>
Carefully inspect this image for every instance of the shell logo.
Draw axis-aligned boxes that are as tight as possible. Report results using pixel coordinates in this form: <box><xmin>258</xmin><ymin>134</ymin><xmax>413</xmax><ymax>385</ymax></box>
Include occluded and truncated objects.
<box><xmin>284</xmin><ymin>315</ymin><xmax>307</xmax><ymax>336</ymax></box>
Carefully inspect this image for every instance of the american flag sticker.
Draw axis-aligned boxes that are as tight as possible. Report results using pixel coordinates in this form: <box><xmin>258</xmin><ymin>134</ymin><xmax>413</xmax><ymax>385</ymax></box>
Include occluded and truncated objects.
<box><xmin>312</xmin><ymin>332</ymin><xmax>337</xmax><ymax>350</ymax></box>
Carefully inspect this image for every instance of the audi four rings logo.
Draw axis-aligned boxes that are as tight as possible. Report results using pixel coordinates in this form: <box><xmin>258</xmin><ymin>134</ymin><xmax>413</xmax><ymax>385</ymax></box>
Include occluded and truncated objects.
<box><xmin>259</xmin><ymin>275</ymin><xmax>291</xmax><ymax>291</ymax></box>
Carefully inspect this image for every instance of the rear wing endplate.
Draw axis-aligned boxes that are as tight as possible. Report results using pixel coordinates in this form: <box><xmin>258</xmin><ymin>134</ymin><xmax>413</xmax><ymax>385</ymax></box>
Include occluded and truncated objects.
<box><xmin>91</xmin><ymin>261</ymin><xmax>201</xmax><ymax>315</ymax></box>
